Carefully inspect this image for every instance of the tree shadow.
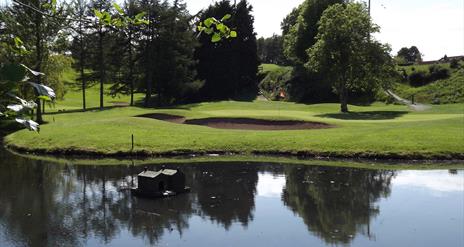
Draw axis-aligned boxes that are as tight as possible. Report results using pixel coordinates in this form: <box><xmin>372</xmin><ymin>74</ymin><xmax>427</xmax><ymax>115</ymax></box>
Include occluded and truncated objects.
<box><xmin>45</xmin><ymin>106</ymin><xmax>122</xmax><ymax>115</ymax></box>
<box><xmin>316</xmin><ymin>111</ymin><xmax>409</xmax><ymax>120</ymax></box>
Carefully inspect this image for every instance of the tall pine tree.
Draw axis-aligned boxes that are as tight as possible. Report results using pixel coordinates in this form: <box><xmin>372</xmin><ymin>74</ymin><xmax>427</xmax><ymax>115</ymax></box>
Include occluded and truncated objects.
<box><xmin>195</xmin><ymin>0</ymin><xmax>258</xmax><ymax>101</ymax></box>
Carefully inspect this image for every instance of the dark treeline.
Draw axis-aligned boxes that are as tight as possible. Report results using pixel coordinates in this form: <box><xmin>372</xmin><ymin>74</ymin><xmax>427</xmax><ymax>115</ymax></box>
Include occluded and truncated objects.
<box><xmin>194</xmin><ymin>0</ymin><xmax>259</xmax><ymax>101</ymax></box>
<box><xmin>0</xmin><ymin>0</ymin><xmax>259</xmax><ymax>109</ymax></box>
<box><xmin>257</xmin><ymin>35</ymin><xmax>288</xmax><ymax>65</ymax></box>
<box><xmin>1</xmin><ymin>0</ymin><xmax>395</xmax><ymax>114</ymax></box>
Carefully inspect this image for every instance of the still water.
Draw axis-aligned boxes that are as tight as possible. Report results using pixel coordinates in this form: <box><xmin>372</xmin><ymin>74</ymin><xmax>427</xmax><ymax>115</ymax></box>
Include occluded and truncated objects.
<box><xmin>0</xmin><ymin>149</ymin><xmax>463</xmax><ymax>247</ymax></box>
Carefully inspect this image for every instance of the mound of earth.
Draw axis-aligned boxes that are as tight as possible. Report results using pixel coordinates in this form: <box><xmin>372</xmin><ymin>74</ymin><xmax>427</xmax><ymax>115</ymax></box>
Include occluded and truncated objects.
<box><xmin>138</xmin><ymin>113</ymin><xmax>334</xmax><ymax>130</ymax></box>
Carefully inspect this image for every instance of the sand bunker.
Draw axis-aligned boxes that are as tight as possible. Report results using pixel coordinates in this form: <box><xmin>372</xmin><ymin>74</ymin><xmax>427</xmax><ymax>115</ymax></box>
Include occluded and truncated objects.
<box><xmin>138</xmin><ymin>113</ymin><xmax>334</xmax><ymax>130</ymax></box>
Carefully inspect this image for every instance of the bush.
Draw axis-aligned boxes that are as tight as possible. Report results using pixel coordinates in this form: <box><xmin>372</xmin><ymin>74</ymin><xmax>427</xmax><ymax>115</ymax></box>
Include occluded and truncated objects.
<box><xmin>450</xmin><ymin>59</ymin><xmax>459</xmax><ymax>69</ymax></box>
<box><xmin>428</xmin><ymin>65</ymin><xmax>450</xmax><ymax>81</ymax></box>
<box><xmin>407</xmin><ymin>65</ymin><xmax>450</xmax><ymax>87</ymax></box>
<box><xmin>408</xmin><ymin>71</ymin><xmax>428</xmax><ymax>86</ymax></box>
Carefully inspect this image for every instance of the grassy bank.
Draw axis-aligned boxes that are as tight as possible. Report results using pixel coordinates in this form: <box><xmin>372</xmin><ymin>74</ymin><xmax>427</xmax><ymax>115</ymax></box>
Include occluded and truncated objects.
<box><xmin>4</xmin><ymin>100</ymin><xmax>464</xmax><ymax>160</ymax></box>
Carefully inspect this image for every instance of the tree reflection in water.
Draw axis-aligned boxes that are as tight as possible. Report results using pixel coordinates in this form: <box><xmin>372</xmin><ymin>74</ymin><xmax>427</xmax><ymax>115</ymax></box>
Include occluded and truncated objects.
<box><xmin>282</xmin><ymin>166</ymin><xmax>396</xmax><ymax>245</ymax></box>
<box><xmin>0</xmin><ymin>148</ymin><xmax>399</xmax><ymax>246</ymax></box>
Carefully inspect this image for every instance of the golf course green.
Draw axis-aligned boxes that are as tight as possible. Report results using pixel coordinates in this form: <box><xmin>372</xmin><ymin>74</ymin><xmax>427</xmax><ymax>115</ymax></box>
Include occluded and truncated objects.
<box><xmin>4</xmin><ymin>87</ymin><xmax>464</xmax><ymax>160</ymax></box>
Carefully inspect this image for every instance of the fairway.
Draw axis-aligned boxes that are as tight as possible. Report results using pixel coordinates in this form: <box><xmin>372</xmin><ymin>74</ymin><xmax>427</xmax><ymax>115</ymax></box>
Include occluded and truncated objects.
<box><xmin>5</xmin><ymin>98</ymin><xmax>464</xmax><ymax>159</ymax></box>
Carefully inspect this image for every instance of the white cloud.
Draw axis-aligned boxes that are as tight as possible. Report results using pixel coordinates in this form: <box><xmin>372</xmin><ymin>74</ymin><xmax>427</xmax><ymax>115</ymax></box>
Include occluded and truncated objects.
<box><xmin>256</xmin><ymin>173</ymin><xmax>285</xmax><ymax>198</ymax></box>
<box><xmin>394</xmin><ymin>170</ymin><xmax>464</xmax><ymax>193</ymax></box>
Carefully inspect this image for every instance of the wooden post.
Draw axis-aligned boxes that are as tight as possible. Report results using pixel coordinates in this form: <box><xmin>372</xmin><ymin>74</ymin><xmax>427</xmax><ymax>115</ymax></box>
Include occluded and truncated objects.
<box><xmin>131</xmin><ymin>134</ymin><xmax>134</xmax><ymax>151</ymax></box>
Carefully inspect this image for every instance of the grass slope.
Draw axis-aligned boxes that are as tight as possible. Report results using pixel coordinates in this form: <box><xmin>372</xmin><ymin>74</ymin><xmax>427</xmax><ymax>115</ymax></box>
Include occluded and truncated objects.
<box><xmin>47</xmin><ymin>68</ymin><xmax>145</xmax><ymax>112</ymax></box>
<box><xmin>392</xmin><ymin>61</ymin><xmax>464</xmax><ymax>104</ymax></box>
<box><xmin>393</xmin><ymin>67</ymin><xmax>464</xmax><ymax>104</ymax></box>
<box><xmin>258</xmin><ymin>64</ymin><xmax>293</xmax><ymax>99</ymax></box>
<box><xmin>5</xmin><ymin>100</ymin><xmax>464</xmax><ymax>159</ymax></box>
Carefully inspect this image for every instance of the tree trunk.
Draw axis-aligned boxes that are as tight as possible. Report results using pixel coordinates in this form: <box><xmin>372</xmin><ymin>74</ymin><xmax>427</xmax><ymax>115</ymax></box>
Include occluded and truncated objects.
<box><xmin>145</xmin><ymin>74</ymin><xmax>152</xmax><ymax>107</ymax></box>
<box><xmin>98</xmin><ymin>26</ymin><xmax>105</xmax><ymax>110</ymax></box>
<box><xmin>339</xmin><ymin>83</ymin><xmax>349</xmax><ymax>113</ymax></box>
<box><xmin>79</xmin><ymin>18</ymin><xmax>86</xmax><ymax>111</ymax></box>
<box><xmin>128</xmin><ymin>31</ymin><xmax>134</xmax><ymax>106</ymax></box>
<box><xmin>35</xmin><ymin>11</ymin><xmax>43</xmax><ymax>124</ymax></box>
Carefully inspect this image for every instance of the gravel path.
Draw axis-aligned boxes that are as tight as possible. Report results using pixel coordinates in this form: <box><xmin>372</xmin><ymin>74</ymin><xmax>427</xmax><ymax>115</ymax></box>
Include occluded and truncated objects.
<box><xmin>386</xmin><ymin>90</ymin><xmax>431</xmax><ymax>111</ymax></box>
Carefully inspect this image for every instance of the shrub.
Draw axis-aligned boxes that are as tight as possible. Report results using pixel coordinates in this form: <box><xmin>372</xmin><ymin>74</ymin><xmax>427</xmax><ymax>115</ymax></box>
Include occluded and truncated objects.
<box><xmin>450</xmin><ymin>59</ymin><xmax>459</xmax><ymax>69</ymax></box>
<box><xmin>408</xmin><ymin>71</ymin><xmax>428</xmax><ymax>86</ymax></box>
<box><xmin>428</xmin><ymin>65</ymin><xmax>450</xmax><ymax>81</ymax></box>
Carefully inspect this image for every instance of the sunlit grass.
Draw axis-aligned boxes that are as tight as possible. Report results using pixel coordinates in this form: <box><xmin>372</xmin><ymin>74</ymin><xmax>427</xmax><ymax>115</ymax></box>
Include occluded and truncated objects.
<box><xmin>5</xmin><ymin>99</ymin><xmax>464</xmax><ymax>159</ymax></box>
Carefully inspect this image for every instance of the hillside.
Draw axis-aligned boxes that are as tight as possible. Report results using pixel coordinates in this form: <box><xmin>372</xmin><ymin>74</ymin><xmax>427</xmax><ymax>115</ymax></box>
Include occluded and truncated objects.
<box><xmin>392</xmin><ymin>62</ymin><xmax>464</xmax><ymax>104</ymax></box>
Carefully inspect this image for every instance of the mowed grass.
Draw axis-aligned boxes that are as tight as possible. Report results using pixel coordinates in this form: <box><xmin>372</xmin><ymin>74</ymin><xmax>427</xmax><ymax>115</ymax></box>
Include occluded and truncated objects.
<box><xmin>47</xmin><ymin>68</ymin><xmax>145</xmax><ymax>112</ymax></box>
<box><xmin>5</xmin><ymin>95</ymin><xmax>464</xmax><ymax>158</ymax></box>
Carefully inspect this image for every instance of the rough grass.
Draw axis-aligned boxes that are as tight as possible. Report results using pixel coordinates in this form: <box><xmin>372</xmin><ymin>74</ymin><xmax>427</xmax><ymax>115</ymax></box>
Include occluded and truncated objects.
<box><xmin>393</xmin><ymin>67</ymin><xmax>464</xmax><ymax>104</ymax></box>
<box><xmin>5</xmin><ymin>99</ymin><xmax>464</xmax><ymax>159</ymax></box>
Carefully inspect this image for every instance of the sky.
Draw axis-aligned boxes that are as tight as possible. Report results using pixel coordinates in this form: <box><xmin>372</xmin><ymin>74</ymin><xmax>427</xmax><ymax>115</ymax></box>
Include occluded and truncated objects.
<box><xmin>186</xmin><ymin>0</ymin><xmax>464</xmax><ymax>61</ymax></box>
<box><xmin>2</xmin><ymin>0</ymin><xmax>462</xmax><ymax>60</ymax></box>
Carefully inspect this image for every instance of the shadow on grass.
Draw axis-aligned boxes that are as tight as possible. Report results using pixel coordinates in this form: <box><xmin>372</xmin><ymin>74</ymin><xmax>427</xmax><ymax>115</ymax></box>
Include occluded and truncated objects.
<box><xmin>45</xmin><ymin>106</ymin><xmax>122</xmax><ymax>115</ymax></box>
<box><xmin>316</xmin><ymin>111</ymin><xmax>409</xmax><ymax>120</ymax></box>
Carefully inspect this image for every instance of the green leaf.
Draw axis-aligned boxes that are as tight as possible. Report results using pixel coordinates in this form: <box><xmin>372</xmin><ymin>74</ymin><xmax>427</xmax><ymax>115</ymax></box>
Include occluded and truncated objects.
<box><xmin>94</xmin><ymin>9</ymin><xmax>103</xmax><ymax>19</ymax></box>
<box><xmin>51</xmin><ymin>0</ymin><xmax>57</xmax><ymax>14</ymax></box>
<box><xmin>38</xmin><ymin>95</ymin><xmax>52</xmax><ymax>102</ymax></box>
<box><xmin>103</xmin><ymin>12</ymin><xmax>112</xmax><ymax>24</ymax></box>
<box><xmin>216</xmin><ymin>23</ymin><xmax>226</xmax><ymax>33</ymax></box>
<box><xmin>221</xmin><ymin>14</ymin><xmax>232</xmax><ymax>21</ymax></box>
<box><xmin>135</xmin><ymin>12</ymin><xmax>146</xmax><ymax>19</ymax></box>
<box><xmin>230</xmin><ymin>31</ymin><xmax>237</xmax><ymax>38</ymax></box>
<box><xmin>0</xmin><ymin>63</ymin><xmax>27</xmax><ymax>82</ymax></box>
<box><xmin>113</xmin><ymin>3</ymin><xmax>124</xmax><ymax>14</ymax></box>
<box><xmin>13</xmin><ymin>37</ymin><xmax>24</xmax><ymax>47</ymax></box>
<box><xmin>204</xmin><ymin>27</ymin><xmax>214</xmax><ymax>35</ymax></box>
<box><xmin>204</xmin><ymin>18</ymin><xmax>214</xmax><ymax>28</ymax></box>
<box><xmin>211</xmin><ymin>33</ymin><xmax>221</xmax><ymax>43</ymax></box>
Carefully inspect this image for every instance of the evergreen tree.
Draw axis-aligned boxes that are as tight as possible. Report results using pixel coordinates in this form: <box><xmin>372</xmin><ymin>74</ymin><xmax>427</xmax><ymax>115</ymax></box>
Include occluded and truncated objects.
<box><xmin>135</xmin><ymin>0</ymin><xmax>198</xmax><ymax>106</ymax></box>
<box><xmin>256</xmin><ymin>35</ymin><xmax>287</xmax><ymax>65</ymax></box>
<box><xmin>87</xmin><ymin>0</ymin><xmax>113</xmax><ymax>110</ymax></box>
<box><xmin>137</xmin><ymin>0</ymin><xmax>161</xmax><ymax>106</ymax></box>
<box><xmin>195</xmin><ymin>0</ymin><xmax>258</xmax><ymax>101</ymax></box>
<box><xmin>70</xmin><ymin>0</ymin><xmax>90</xmax><ymax>111</ymax></box>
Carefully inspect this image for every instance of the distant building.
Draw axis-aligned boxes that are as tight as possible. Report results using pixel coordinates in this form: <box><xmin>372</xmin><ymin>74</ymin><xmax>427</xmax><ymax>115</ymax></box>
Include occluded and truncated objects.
<box><xmin>417</xmin><ymin>55</ymin><xmax>464</xmax><ymax>65</ymax></box>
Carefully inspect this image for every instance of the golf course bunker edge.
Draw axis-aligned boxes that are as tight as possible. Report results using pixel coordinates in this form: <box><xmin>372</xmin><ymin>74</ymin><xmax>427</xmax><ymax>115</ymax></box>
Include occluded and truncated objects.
<box><xmin>138</xmin><ymin>113</ymin><xmax>335</xmax><ymax>130</ymax></box>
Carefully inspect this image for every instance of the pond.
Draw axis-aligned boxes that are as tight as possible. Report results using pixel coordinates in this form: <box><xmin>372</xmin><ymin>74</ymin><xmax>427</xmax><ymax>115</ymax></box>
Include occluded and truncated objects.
<box><xmin>0</xmin><ymin>148</ymin><xmax>463</xmax><ymax>247</ymax></box>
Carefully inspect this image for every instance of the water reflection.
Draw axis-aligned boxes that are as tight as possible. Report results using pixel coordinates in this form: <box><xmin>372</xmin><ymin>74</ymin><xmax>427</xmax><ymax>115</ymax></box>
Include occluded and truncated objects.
<box><xmin>282</xmin><ymin>166</ymin><xmax>395</xmax><ymax>245</ymax></box>
<box><xmin>394</xmin><ymin>170</ymin><xmax>464</xmax><ymax>192</ymax></box>
<box><xmin>0</xmin><ymin>149</ymin><xmax>462</xmax><ymax>247</ymax></box>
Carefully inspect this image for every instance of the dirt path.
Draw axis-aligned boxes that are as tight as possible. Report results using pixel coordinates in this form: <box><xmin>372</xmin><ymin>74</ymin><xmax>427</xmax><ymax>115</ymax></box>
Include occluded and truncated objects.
<box><xmin>385</xmin><ymin>90</ymin><xmax>431</xmax><ymax>111</ymax></box>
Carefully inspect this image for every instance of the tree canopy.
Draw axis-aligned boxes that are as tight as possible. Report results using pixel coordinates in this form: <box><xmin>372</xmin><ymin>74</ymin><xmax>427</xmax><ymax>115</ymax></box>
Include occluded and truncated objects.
<box><xmin>396</xmin><ymin>46</ymin><xmax>422</xmax><ymax>64</ymax></box>
<box><xmin>306</xmin><ymin>2</ymin><xmax>395</xmax><ymax>112</ymax></box>
<box><xmin>283</xmin><ymin>0</ymin><xmax>345</xmax><ymax>65</ymax></box>
<box><xmin>195</xmin><ymin>0</ymin><xmax>259</xmax><ymax>101</ymax></box>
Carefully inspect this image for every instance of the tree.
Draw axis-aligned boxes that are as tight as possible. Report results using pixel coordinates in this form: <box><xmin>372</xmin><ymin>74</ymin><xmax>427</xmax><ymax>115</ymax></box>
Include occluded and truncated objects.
<box><xmin>88</xmin><ymin>0</ymin><xmax>113</xmax><ymax>110</ymax></box>
<box><xmin>149</xmin><ymin>0</ymin><xmax>199</xmax><ymax>105</ymax></box>
<box><xmin>256</xmin><ymin>35</ymin><xmax>287</xmax><ymax>65</ymax></box>
<box><xmin>281</xmin><ymin>6</ymin><xmax>300</xmax><ymax>38</ymax></box>
<box><xmin>396</xmin><ymin>46</ymin><xmax>422</xmax><ymax>64</ymax></box>
<box><xmin>4</xmin><ymin>0</ymin><xmax>65</xmax><ymax>123</ymax></box>
<box><xmin>195</xmin><ymin>0</ymin><xmax>259</xmax><ymax>101</ymax></box>
<box><xmin>70</xmin><ymin>0</ymin><xmax>90</xmax><ymax>111</ymax></box>
<box><xmin>306</xmin><ymin>2</ymin><xmax>395</xmax><ymax>112</ymax></box>
<box><xmin>283</xmin><ymin>0</ymin><xmax>345</xmax><ymax>65</ymax></box>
